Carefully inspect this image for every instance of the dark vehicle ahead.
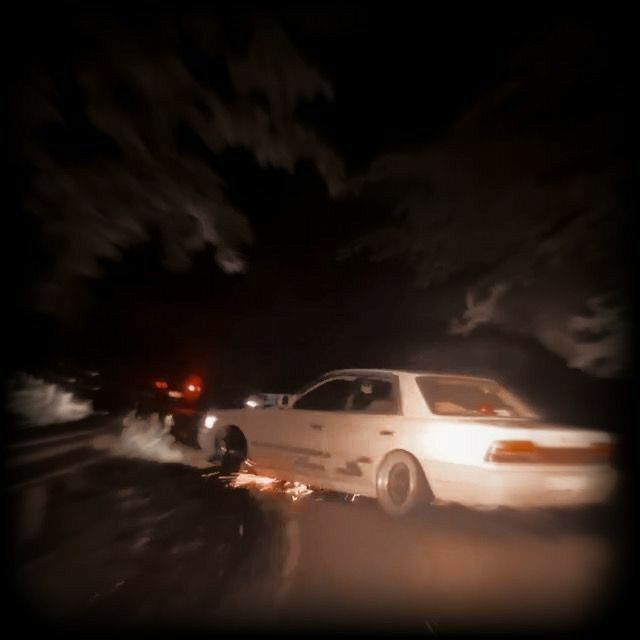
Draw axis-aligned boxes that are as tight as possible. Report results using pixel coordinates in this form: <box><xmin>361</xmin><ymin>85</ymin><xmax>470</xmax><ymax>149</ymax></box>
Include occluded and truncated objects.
<box><xmin>133</xmin><ymin>373</ymin><xmax>206</xmax><ymax>447</ymax></box>
<box><xmin>133</xmin><ymin>371</ymin><xmax>289</xmax><ymax>448</ymax></box>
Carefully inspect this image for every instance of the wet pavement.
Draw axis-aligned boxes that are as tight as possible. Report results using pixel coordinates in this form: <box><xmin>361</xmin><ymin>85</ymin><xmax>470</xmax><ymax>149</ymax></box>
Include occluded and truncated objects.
<box><xmin>6</xmin><ymin>419</ymin><xmax>629</xmax><ymax>634</ymax></box>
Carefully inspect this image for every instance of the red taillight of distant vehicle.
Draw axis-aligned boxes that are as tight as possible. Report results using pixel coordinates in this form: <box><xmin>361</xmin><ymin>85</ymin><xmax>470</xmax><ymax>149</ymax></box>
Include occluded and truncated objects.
<box><xmin>154</xmin><ymin>380</ymin><xmax>168</xmax><ymax>390</ymax></box>
<box><xmin>183</xmin><ymin>374</ymin><xmax>203</xmax><ymax>401</ymax></box>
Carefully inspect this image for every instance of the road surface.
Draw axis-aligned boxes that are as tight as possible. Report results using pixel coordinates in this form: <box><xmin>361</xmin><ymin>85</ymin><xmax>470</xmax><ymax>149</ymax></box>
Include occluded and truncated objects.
<box><xmin>6</xmin><ymin>413</ymin><xmax>629</xmax><ymax>634</ymax></box>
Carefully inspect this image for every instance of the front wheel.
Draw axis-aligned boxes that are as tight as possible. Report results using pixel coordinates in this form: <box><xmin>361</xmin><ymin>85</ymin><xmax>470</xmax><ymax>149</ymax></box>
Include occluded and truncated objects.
<box><xmin>213</xmin><ymin>426</ymin><xmax>247</xmax><ymax>474</ymax></box>
<box><xmin>376</xmin><ymin>451</ymin><xmax>432</xmax><ymax>517</ymax></box>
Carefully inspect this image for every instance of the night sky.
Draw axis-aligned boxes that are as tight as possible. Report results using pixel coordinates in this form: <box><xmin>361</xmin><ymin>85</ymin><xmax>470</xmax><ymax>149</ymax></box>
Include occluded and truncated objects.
<box><xmin>6</xmin><ymin>4</ymin><xmax>634</xmax><ymax>425</ymax></box>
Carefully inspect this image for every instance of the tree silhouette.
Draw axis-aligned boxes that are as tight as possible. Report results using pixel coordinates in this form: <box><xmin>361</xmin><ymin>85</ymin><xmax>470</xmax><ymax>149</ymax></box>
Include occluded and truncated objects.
<box><xmin>14</xmin><ymin>12</ymin><xmax>344</xmax><ymax>318</ymax></box>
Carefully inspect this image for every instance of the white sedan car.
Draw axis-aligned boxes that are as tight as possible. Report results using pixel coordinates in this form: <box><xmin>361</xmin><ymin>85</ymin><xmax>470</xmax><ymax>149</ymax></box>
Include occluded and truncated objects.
<box><xmin>199</xmin><ymin>369</ymin><xmax>617</xmax><ymax>516</ymax></box>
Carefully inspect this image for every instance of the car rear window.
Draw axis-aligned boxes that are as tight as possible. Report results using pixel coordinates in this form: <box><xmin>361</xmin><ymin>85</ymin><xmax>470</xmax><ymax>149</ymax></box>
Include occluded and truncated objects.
<box><xmin>416</xmin><ymin>377</ymin><xmax>534</xmax><ymax>418</ymax></box>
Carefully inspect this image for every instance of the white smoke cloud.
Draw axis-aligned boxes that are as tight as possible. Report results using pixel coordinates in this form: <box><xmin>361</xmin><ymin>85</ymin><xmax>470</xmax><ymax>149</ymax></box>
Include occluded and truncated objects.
<box><xmin>97</xmin><ymin>412</ymin><xmax>210</xmax><ymax>467</ymax></box>
<box><xmin>8</xmin><ymin>373</ymin><xmax>93</xmax><ymax>426</ymax></box>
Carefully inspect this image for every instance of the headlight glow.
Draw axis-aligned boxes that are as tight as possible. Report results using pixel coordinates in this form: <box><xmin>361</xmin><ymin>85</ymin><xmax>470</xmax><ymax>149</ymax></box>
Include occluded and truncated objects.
<box><xmin>204</xmin><ymin>415</ymin><xmax>217</xmax><ymax>429</ymax></box>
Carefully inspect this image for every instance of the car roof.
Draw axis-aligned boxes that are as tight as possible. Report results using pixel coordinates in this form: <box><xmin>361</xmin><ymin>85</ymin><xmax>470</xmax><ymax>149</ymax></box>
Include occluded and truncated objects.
<box><xmin>325</xmin><ymin>368</ymin><xmax>499</xmax><ymax>383</ymax></box>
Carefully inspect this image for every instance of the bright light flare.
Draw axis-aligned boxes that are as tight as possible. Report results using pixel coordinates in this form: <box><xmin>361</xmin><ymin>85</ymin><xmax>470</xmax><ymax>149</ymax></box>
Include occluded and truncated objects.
<box><xmin>231</xmin><ymin>473</ymin><xmax>277</xmax><ymax>488</ymax></box>
<box><xmin>229</xmin><ymin>472</ymin><xmax>313</xmax><ymax>501</ymax></box>
<box><xmin>204</xmin><ymin>415</ymin><xmax>217</xmax><ymax>429</ymax></box>
<box><xmin>284</xmin><ymin>481</ymin><xmax>313</xmax><ymax>501</ymax></box>
<box><xmin>245</xmin><ymin>399</ymin><xmax>259</xmax><ymax>408</ymax></box>
<box><xmin>183</xmin><ymin>374</ymin><xmax>203</xmax><ymax>399</ymax></box>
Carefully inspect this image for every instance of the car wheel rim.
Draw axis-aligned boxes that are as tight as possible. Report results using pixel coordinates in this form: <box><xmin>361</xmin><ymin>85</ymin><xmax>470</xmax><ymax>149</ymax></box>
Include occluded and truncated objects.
<box><xmin>388</xmin><ymin>462</ymin><xmax>411</xmax><ymax>505</ymax></box>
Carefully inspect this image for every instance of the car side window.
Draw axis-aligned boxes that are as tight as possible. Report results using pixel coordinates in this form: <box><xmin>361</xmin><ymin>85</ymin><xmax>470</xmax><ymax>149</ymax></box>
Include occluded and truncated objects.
<box><xmin>293</xmin><ymin>378</ymin><xmax>352</xmax><ymax>411</ymax></box>
<box><xmin>347</xmin><ymin>377</ymin><xmax>397</xmax><ymax>414</ymax></box>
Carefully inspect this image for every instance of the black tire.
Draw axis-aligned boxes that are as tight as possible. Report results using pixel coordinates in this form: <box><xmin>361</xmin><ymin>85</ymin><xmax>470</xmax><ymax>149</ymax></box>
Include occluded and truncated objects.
<box><xmin>376</xmin><ymin>450</ymin><xmax>432</xmax><ymax>517</ymax></box>
<box><xmin>214</xmin><ymin>426</ymin><xmax>247</xmax><ymax>474</ymax></box>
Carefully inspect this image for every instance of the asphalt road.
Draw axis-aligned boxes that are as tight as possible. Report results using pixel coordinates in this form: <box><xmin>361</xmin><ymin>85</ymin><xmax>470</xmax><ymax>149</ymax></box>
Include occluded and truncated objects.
<box><xmin>6</xmin><ymin>414</ymin><xmax>629</xmax><ymax>634</ymax></box>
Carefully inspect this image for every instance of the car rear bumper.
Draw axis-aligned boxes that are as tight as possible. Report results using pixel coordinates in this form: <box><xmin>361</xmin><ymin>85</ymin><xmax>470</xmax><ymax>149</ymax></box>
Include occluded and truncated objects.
<box><xmin>422</xmin><ymin>459</ymin><xmax>618</xmax><ymax>509</ymax></box>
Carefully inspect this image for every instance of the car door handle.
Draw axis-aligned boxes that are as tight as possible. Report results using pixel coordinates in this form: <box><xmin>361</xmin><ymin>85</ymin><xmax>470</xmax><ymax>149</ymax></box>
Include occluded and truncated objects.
<box><xmin>310</xmin><ymin>423</ymin><xmax>324</xmax><ymax>431</ymax></box>
<box><xmin>379</xmin><ymin>430</ymin><xmax>394</xmax><ymax>436</ymax></box>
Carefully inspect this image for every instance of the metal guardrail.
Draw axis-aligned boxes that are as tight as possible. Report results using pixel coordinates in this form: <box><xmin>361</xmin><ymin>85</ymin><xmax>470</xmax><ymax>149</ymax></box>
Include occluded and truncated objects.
<box><xmin>6</xmin><ymin>413</ymin><xmax>122</xmax><ymax>491</ymax></box>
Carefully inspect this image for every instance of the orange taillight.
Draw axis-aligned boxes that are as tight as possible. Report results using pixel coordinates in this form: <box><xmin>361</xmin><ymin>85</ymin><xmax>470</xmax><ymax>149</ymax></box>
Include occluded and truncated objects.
<box><xmin>485</xmin><ymin>440</ymin><xmax>536</xmax><ymax>463</ymax></box>
<box><xmin>486</xmin><ymin>440</ymin><xmax>613</xmax><ymax>464</ymax></box>
<box><xmin>590</xmin><ymin>442</ymin><xmax>613</xmax><ymax>460</ymax></box>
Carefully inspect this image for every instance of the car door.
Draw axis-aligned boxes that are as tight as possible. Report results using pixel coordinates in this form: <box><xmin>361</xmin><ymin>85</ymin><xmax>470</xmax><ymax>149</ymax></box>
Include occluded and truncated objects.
<box><xmin>326</xmin><ymin>375</ymin><xmax>402</xmax><ymax>491</ymax></box>
<box><xmin>242</xmin><ymin>405</ymin><xmax>293</xmax><ymax>474</ymax></box>
<box><xmin>280</xmin><ymin>376</ymin><xmax>354</xmax><ymax>483</ymax></box>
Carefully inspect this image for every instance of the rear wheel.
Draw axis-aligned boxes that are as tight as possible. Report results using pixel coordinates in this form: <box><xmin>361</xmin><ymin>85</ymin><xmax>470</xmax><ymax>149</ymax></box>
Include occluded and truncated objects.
<box><xmin>376</xmin><ymin>450</ymin><xmax>432</xmax><ymax>517</ymax></box>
